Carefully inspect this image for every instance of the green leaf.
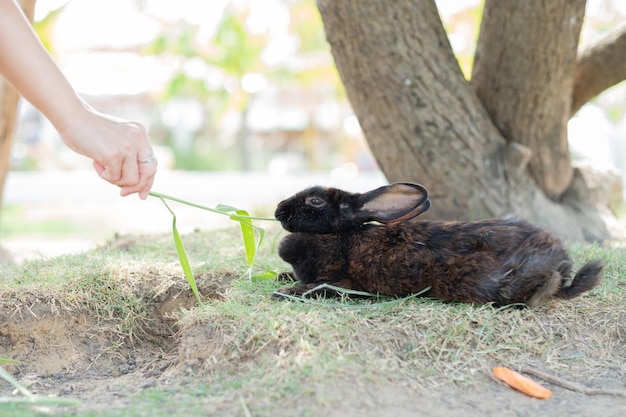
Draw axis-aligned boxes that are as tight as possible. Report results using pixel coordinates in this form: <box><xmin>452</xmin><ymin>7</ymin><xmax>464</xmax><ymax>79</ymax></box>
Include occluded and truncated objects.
<box><xmin>160</xmin><ymin>198</ymin><xmax>202</xmax><ymax>305</ymax></box>
<box><xmin>251</xmin><ymin>270</ymin><xmax>278</xmax><ymax>282</ymax></box>
<box><xmin>234</xmin><ymin>209</ymin><xmax>256</xmax><ymax>267</ymax></box>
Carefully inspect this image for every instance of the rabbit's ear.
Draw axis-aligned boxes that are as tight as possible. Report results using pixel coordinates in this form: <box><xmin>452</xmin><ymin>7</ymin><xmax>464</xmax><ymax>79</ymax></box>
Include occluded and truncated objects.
<box><xmin>356</xmin><ymin>182</ymin><xmax>430</xmax><ymax>223</ymax></box>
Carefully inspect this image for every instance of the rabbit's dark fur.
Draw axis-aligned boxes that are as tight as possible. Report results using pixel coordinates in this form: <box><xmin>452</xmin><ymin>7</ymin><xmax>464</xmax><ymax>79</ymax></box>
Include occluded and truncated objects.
<box><xmin>273</xmin><ymin>182</ymin><xmax>603</xmax><ymax>307</ymax></box>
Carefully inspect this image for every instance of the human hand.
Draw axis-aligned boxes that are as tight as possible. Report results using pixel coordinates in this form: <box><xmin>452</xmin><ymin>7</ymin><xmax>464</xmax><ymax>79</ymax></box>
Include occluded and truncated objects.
<box><xmin>0</xmin><ymin>0</ymin><xmax>157</xmax><ymax>199</ymax></box>
<box><xmin>58</xmin><ymin>104</ymin><xmax>157</xmax><ymax>199</ymax></box>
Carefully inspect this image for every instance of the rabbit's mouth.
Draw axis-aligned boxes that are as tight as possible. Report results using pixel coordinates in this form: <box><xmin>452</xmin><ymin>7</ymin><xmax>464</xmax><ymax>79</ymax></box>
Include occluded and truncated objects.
<box><xmin>274</xmin><ymin>205</ymin><xmax>287</xmax><ymax>222</ymax></box>
<box><xmin>274</xmin><ymin>206</ymin><xmax>295</xmax><ymax>231</ymax></box>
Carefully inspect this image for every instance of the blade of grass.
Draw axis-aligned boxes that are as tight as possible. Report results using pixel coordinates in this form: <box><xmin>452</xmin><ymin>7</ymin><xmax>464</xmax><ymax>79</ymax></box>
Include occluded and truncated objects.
<box><xmin>301</xmin><ymin>284</ymin><xmax>381</xmax><ymax>298</ymax></box>
<box><xmin>159</xmin><ymin>197</ymin><xmax>202</xmax><ymax>305</ymax></box>
<box><xmin>276</xmin><ymin>284</ymin><xmax>432</xmax><ymax>309</ymax></box>
<box><xmin>0</xmin><ymin>397</ymin><xmax>81</xmax><ymax>406</ymax></box>
<box><xmin>0</xmin><ymin>361</ymin><xmax>79</xmax><ymax>408</ymax></box>
<box><xmin>239</xmin><ymin>395</ymin><xmax>252</xmax><ymax>417</ymax></box>
<box><xmin>0</xmin><ymin>366</ymin><xmax>79</xmax><ymax>408</ymax></box>
<box><xmin>0</xmin><ymin>365</ymin><xmax>32</xmax><ymax>397</ymax></box>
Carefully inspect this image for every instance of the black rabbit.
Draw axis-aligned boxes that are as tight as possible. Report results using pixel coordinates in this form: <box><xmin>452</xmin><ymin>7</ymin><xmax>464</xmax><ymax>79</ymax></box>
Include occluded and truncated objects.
<box><xmin>273</xmin><ymin>182</ymin><xmax>603</xmax><ymax>307</ymax></box>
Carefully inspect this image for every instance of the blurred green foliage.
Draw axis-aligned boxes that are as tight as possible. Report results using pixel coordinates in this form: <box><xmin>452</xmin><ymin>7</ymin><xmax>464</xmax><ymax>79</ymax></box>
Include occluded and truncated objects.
<box><xmin>27</xmin><ymin>0</ymin><xmax>625</xmax><ymax>173</ymax></box>
<box><xmin>139</xmin><ymin>0</ymin><xmax>344</xmax><ymax>171</ymax></box>
<box><xmin>32</xmin><ymin>3</ymin><xmax>66</xmax><ymax>56</ymax></box>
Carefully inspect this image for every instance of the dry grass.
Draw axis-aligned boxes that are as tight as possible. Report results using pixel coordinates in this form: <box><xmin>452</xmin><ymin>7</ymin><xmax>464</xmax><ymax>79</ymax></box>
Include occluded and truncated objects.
<box><xmin>1</xmin><ymin>227</ymin><xmax>625</xmax><ymax>416</ymax></box>
<box><xmin>179</xmin><ymin>280</ymin><xmax>624</xmax><ymax>390</ymax></box>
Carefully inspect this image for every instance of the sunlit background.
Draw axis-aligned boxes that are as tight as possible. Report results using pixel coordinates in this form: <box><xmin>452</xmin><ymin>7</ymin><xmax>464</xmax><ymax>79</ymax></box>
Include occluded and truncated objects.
<box><xmin>2</xmin><ymin>0</ymin><xmax>626</xmax><ymax>261</ymax></box>
<box><xmin>18</xmin><ymin>0</ymin><xmax>370</xmax><ymax>174</ymax></box>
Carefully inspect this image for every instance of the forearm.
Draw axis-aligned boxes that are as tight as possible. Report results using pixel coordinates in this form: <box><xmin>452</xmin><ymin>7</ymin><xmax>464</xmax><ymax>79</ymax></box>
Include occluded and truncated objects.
<box><xmin>0</xmin><ymin>0</ymin><xmax>86</xmax><ymax>131</ymax></box>
<box><xmin>0</xmin><ymin>0</ymin><xmax>157</xmax><ymax>198</ymax></box>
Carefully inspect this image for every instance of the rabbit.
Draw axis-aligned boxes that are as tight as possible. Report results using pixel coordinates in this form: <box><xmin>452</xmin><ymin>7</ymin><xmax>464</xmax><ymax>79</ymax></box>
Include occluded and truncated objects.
<box><xmin>272</xmin><ymin>182</ymin><xmax>603</xmax><ymax>307</ymax></box>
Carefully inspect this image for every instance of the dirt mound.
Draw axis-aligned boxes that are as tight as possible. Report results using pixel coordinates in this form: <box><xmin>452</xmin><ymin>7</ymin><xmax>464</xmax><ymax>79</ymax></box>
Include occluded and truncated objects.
<box><xmin>0</xmin><ymin>267</ymin><xmax>234</xmax><ymax>403</ymax></box>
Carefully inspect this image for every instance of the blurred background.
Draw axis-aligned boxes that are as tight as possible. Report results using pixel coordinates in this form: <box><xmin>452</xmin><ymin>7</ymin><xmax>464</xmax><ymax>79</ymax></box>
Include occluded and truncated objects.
<box><xmin>2</xmin><ymin>0</ymin><xmax>626</xmax><ymax>261</ymax></box>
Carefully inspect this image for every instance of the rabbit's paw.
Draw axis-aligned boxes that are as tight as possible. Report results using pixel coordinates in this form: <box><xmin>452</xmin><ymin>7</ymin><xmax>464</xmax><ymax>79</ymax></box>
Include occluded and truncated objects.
<box><xmin>276</xmin><ymin>271</ymin><xmax>296</xmax><ymax>282</ymax></box>
<box><xmin>271</xmin><ymin>284</ymin><xmax>311</xmax><ymax>300</ymax></box>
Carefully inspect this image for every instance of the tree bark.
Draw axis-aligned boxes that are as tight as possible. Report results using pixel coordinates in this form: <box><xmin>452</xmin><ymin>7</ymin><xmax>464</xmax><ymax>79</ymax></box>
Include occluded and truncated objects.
<box><xmin>0</xmin><ymin>0</ymin><xmax>36</xmax><ymax>212</ymax></box>
<box><xmin>317</xmin><ymin>0</ymin><xmax>615</xmax><ymax>242</ymax></box>
<box><xmin>316</xmin><ymin>0</ymin><xmax>510</xmax><ymax>220</ymax></box>
<box><xmin>0</xmin><ymin>85</ymin><xmax>20</xmax><ymax>207</ymax></box>
<box><xmin>572</xmin><ymin>22</ymin><xmax>626</xmax><ymax>116</ymax></box>
<box><xmin>471</xmin><ymin>0</ymin><xmax>586</xmax><ymax>200</ymax></box>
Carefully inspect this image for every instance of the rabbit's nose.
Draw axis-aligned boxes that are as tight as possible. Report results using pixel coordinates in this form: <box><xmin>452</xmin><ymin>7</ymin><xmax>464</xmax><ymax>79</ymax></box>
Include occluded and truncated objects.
<box><xmin>274</xmin><ymin>206</ymin><xmax>288</xmax><ymax>221</ymax></box>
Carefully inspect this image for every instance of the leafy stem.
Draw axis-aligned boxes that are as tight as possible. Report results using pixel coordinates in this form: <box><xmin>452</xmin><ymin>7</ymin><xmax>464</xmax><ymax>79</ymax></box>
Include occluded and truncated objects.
<box><xmin>149</xmin><ymin>191</ymin><xmax>278</xmax><ymax>305</ymax></box>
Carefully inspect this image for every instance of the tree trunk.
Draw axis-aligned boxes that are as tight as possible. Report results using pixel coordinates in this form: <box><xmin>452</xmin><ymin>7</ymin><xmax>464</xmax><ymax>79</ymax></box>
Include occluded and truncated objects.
<box><xmin>0</xmin><ymin>0</ymin><xmax>36</xmax><ymax>214</ymax></box>
<box><xmin>317</xmin><ymin>0</ymin><xmax>614</xmax><ymax>241</ymax></box>
<box><xmin>572</xmin><ymin>22</ymin><xmax>626</xmax><ymax>116</ymax></box>
<box><xmin>471</xmin><ymin>0</ymin><xmax>585</xmax><ymax>200</ymax></box>
<box><xmin>0</xmin><ymin>85</ymin><xmax>20</xmax><ymax>208</ymax></box>
<box><xmin>316</xmin><ymin>0</ymin><xmax>510</xmax><ymax>220</ymax></box>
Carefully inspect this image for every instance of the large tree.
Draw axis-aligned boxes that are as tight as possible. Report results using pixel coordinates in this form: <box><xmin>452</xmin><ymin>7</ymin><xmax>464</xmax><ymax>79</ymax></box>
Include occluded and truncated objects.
<box><xmin>317</xmin><ymin>0</ymin><xmax>625</xmax><ymax>241</ymax></box>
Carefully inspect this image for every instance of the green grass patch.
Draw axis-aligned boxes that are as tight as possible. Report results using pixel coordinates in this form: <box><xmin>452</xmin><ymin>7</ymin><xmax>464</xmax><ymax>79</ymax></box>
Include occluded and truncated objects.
<box><xmin>0</xmin><ymin>204</ymin><xmax>82</xmax><ymax>238</ymax></box>
<box><xmin>1</xmin><ymin>230</ymin><xmax>625</xmax><ymax>416</ymax></box>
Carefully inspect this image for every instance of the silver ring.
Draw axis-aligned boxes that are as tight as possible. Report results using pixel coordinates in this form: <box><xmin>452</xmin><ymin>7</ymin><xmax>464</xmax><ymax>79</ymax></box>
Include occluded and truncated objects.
<box><xmin>138</xmin><ymin>154</ymin><xmax>156</xmax><ymax>164</ymax></box>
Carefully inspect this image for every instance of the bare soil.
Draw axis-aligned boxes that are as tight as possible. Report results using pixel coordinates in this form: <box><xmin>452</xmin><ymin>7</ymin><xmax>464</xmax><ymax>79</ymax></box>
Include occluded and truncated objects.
<box><xmin>1</xmin><ymin>260</ymin><xmax>625</xmax><ymax>416</ymax></box>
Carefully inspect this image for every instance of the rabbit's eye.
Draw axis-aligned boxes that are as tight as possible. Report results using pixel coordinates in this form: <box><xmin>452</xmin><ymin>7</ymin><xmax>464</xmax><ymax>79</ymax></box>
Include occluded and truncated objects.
<box><xmin>305</xmin><ymin>196</ymin><xmax>326</xmax><ymax>208</ymax></box>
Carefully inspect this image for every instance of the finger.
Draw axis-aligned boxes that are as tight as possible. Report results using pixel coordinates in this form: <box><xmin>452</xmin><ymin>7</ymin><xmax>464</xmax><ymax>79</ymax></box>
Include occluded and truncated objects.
<box><xmin>99</xmin><ymin>159</ymin><xmax>123</xmax><ymax>183</ymax></box>
<box><xmin>92</xmin><ymin>160</ymin><xmax>108</xmax><ymax>180</ymax></box>
<box><xmin>120</xmin><ymin>158</ymin><xmax>157</xmax><ymax>199</ymax></box>
<box><xmin>118</xmin><ymin>152</ymin><xmax>140</xmax><ymax>187</ymax></box>
<box><xmin>94</xmin><ymin>160</ymin><xmax>125</xmax><ymax>183</ymax></box>
<box><xmin>119</xmin><ymin>174</ymin><xmax>155</xmax><ymax>199</ymax></box>
<box><xmin>103</xmin><ymin>122</ymin><xmax>148</xmax><ymax>186</ymax></box>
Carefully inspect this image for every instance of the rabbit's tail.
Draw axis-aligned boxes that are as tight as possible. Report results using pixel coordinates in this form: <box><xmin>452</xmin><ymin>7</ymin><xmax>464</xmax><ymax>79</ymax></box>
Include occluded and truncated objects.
<box><xmin>555</xmin><ymin>260</ymin><xmax>603</xmax><ymax>299</ymax></box>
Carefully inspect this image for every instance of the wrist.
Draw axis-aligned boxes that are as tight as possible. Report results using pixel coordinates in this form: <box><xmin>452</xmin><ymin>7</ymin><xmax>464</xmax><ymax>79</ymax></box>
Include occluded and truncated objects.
<box><xmin>49</xmin><ymin>95</ymin><xmax>92</xmax><ymax>134</ymax></box>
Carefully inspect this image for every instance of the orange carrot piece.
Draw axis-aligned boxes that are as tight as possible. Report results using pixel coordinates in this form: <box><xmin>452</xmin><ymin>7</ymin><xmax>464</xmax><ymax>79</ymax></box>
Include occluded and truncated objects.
<box><xmin>492</xmin><ymin>367</ymin><xmax>553</xmax><ymax>399</ymax></box>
